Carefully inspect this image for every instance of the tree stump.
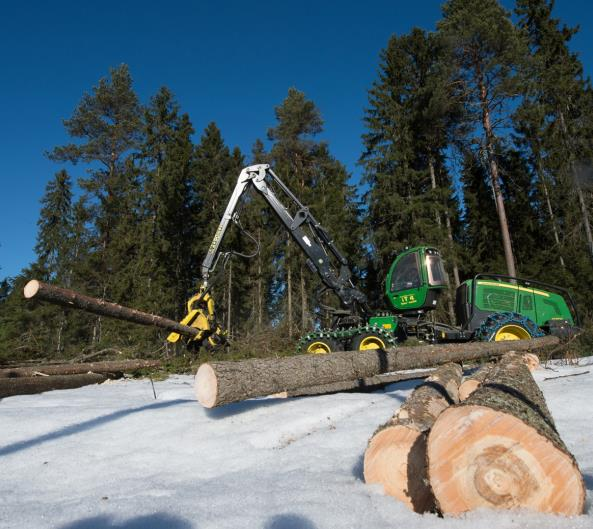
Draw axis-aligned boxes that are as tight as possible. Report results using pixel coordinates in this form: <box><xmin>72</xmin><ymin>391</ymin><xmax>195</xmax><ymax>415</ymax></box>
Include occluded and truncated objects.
<box><xmin>427</xmin><ymin>354</ymin><xmax>585</xmax><ymax>516</ymax></box>
<box><xmin>363</xmin><ymin>363</ymin><xmax>463</xmax><ymax>513</ymax></box>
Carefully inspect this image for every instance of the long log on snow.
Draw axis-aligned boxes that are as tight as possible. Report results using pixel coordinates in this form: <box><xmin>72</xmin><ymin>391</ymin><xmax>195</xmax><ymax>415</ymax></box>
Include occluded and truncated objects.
<box><xmin>23</xmin><ymin>280</ymin><xmax>199</xmax><ymax>337</ymax></box>
<box><xmin>364</xmin><ymin>363</ymin><xmax>463</xmax><ymax>513</ymax></box>
<box><xmin>196</xmin><ymin>335</ymin><xmax>559</xmax><ymax>408</ymax></box>
<box><xmin>273</xmin><ymin>369</ymin><xmax>436</xmax><ymax>399</ymax></box>
<box><xmin>427</xmin><ymin>353</ymin><xmax>585</xmax><ymax>516</ymax></box>
<box><xmin>0</xmin><ymin>359</ymin><xmax>160</xmax><ymax>379</ymax></box>
<box><xmin>0</xmin><ymin>373</ymin><xmax>108</xmax><ymax>399</ymax></box>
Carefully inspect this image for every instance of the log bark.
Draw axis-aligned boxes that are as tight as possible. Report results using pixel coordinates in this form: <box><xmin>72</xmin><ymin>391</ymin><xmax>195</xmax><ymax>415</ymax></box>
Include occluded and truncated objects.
<box><xmin>427</xmin><ymin>353</ymin><xmax>585</xmax><ymax>516</ymax></box>
<box><xmin>272</xmin><ymin>370</ymin><xmax>435</xmax><ymax>399</ymax></box>
<box><xmin>23</xmin><ymin>280</ymin><xmax>198</xmax><ymax>337</ymax></box>
<box><xmin>364</xmin><ymin>363</ymin><xmax>463</xmax><ymax>513</ymax></box>
<box><xmin>195</xmin><ymin>336</ymin><xmax>559</xmax><ymax>408</ymax></box>
<box><xmin>0</xmin><ymin>359</ymin><xmax>160</xmax><ymax>379</ymax></box>
<box><xmin>0</xmin><ymin>373</ymin><xmax>107</xmax><ymax>398</ymax></box>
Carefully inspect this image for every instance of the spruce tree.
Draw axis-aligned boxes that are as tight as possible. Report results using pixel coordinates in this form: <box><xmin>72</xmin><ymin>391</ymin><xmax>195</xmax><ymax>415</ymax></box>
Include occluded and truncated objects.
<box><xmin>515</xmin><ymin>0</ymin><xmax>593</xmax><ymax>269</ymax></box>
<box><xmin>268</xmin><ymin>88</ymin><xmax>360</xmax><ymax>336</ymax></box>
<box><xmin>361</xmin><ymin>28</ymin><xmax>462</xmax><ymax>318</ymax></box>
<box><xmin>35</xmin><ymin>170</ymin><xmax>73</xmax><ymax>281</ymax></box>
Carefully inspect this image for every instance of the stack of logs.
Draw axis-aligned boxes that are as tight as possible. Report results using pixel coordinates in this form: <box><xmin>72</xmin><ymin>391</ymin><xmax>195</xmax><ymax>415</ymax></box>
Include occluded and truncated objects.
<box><xmin>194</xmin><ymin>337</ymin><xmax>585</xmax><ymax>517</ymax></box>
<box><xmin>0</xmin><ymin>360</ymin><xmax>160</xmax><ymax>398</ymax></box>
<box><xmin>364</xmin><ymin>354</ymin><xmax>586</xmax><ymax>516</ymax></box>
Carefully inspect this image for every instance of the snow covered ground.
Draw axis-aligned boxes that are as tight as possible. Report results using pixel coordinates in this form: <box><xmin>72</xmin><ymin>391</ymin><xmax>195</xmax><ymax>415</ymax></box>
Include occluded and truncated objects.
<box><xmin>0</xmin><ymin>359</ymin><xmax>592</xmax><ymax>529</ymax></box>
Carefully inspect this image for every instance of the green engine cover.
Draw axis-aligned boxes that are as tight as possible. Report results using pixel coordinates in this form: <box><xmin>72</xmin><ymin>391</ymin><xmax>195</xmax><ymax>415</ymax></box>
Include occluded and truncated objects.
<box><xmin>465</xmin><ymin>279</ymin><xmax>574</xmax><ymax>327</ymax></box>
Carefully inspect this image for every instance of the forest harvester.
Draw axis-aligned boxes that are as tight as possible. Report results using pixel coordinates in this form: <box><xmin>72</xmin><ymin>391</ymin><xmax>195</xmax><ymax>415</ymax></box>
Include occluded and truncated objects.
<box><xmin>168</xmin><ymin>164</ymin><xmax>579</xmax><ymax>353</ymax></box>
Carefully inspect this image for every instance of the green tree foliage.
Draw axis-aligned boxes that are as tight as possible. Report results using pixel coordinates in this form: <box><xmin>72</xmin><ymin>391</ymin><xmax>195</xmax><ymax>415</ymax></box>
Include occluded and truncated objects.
<box><xmin>513</xmin><ymin>0</ymin><xmax>593</xmax><ymax>306</ymax></box>
<box><xmin>361</xmin><ymin>28</ymin><xmax>462</xmax><ymax>313</ymax></box>
<box><xmin>438</xmin><ymin>0</ymin><xmax>529</xmax><ymax>277</ymax></box>
<box><xmin>267</xmin><ymin>88</ymin><xmax>362</xmax><ymax>335</ymax></box>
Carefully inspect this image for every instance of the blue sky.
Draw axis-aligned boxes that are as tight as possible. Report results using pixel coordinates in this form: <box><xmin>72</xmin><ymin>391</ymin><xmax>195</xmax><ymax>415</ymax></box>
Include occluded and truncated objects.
<box><xmin>1</xmin><ymin>0</ymin><xmax>591</xmax><ymax>279</ymax></box>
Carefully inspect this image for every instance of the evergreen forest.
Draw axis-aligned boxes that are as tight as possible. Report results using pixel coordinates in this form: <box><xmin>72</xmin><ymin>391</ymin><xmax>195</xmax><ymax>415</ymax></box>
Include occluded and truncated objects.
<box><xmin>2</xmin><ymin>0</ymin><xmax>593</xmax><ymax>363</ymax></box>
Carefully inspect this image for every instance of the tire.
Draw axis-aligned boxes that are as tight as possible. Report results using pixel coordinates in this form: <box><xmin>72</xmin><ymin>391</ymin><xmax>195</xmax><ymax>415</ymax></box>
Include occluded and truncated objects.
<box><xmin>301</xmin><ymin>337</ymin><xmax>342</xmax><ymax>355</ymax></box>
<box><xmin>476</xmin><ymin>312</ymin><xmax>544</xmax><ymax>342</ymax></box>
<box><xmin>350</xmin><ymin>332</ymin><xmax>388</xmax><ymax>351</ymax></box>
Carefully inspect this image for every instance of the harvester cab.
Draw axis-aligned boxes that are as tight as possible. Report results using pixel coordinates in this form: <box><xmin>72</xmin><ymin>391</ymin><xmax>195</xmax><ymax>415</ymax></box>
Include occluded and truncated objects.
<box><xmin>385</xmin><ymin>247</ymin><xmax>449</xmax><ymax>314</ymax></box>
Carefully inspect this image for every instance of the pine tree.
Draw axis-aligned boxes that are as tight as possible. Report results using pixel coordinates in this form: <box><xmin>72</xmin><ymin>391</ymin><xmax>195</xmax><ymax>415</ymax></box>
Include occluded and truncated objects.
<box><xmin>48</xmin><ymin>64</ymin><xmax>143</xmax><ymax>345</ymax></box>
<box><xmin>438</xmin><ymin>0</ymin><xmax>530</xmax><ymax>277</ymax></box>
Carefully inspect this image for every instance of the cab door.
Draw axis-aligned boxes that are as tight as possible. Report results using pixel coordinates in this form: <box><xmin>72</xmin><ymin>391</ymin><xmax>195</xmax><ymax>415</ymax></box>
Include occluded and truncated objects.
<box><xmin>387</xmin><ymin>251</ymin><xmax>426</xmax><ymax>311</ymax></box>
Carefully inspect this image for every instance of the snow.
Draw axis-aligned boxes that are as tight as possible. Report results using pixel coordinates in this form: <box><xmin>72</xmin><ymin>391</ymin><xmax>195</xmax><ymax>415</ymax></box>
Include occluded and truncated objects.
<box><xmin>1</xmin><ymin>360</ymin><xmax>592</xmax><ymax>529</ymax></box>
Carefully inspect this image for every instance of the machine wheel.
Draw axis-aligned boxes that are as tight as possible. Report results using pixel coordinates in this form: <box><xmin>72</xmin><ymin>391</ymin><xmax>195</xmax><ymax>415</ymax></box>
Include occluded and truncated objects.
<box><xmin>476</xmin><ymin>312</ymin><xmax>544</xmax><ymax>342</ymax></box>
<box><xmin>301</xmin><ymin>337</ymin><xmax>341</xmax><ymax>355</ymax></box>
<box><xmin>350</xmin><ymin>332</ymin><xmax>388</xmax><ymax>351</ymax></box>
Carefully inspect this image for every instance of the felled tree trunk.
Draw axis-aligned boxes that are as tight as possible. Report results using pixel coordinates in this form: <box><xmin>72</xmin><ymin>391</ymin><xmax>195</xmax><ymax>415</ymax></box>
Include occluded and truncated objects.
<box><xmin>0</xmin><ymin>373</ymin><xmax>107</xmax><ymax>398</ymax></box>
<box><xmin>23</xmin><ymin>280</ymin><xmax>198</xmax><ymax>338</ymax></box>
<box><xmin>364</xmin><ymin>363</ymin><xmax>463</xmax><ymax>513</ymax></box>
<box><xmin>427</xmin><ymin>353</ymin><xmax>585</xmax><ymax>516</ymax></box>
<box><xmin>195</xmin><ymin>336</ymin><xmax>559</xmax><ymax>408</ymax></box>
<box><xmin>0</xmin><ymin>359</ymin><xmax>160</xmax><ymax>379</ymax></box>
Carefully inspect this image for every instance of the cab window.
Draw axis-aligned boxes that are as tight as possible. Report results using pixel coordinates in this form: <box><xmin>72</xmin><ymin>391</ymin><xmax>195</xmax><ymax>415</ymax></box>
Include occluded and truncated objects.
<box><xmin>391</xmin><ymin>253</ymin><xmax>421</xmax><ymax>292</ymax></box>
<box><xmin>426</xmin><ymin>255</ymin><xmax>448</xmax><ymax>286</ymax></box>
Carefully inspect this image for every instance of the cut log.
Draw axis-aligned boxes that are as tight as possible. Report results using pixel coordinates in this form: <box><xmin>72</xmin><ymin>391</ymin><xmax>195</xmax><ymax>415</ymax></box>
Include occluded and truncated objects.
<box><xmin>0</xmin><ymin>359</ymin><xmax>160</xmax><ymax>379</ymax></box>
<box><xmin>458</xmin><ymin>364</ymin><xmax>492</xmax><ymax>402</ymax></box>
<box><xmin>23</xmin><ymin>280</ymin><xmax>198</xmax><ymax>338</ymax></box>
<box><xmin>195</xmin><ymin>336</ymin><xmax>559</xmax><ymax>408</ymax></box>
<box><xmin>522</xmin><ymin>352</ymin><xmax>540</xmax><ymax>372</ymax></box>
<box><xmin>0</xmin><ymin>373</ymin><xmax>107</xmax><ymax>398</ymax></box>
<box><xmin>364</xmin><ymin>363</ymin><xmax>463</xmax><ymax>513</ymax></box>
<box><xmin>459</xmin><ymin>354</ymin><xmax>540</xmax><ymax>402</ymax></box>
<box><xmin>275</xmin><ymin>369</ymin><xmax>435</xmax><ymax>399</ymax></box>
<box><xmin>427</xmin><ymin>353</ymin><xmax>585</xmax><ymax>516</ymax></box>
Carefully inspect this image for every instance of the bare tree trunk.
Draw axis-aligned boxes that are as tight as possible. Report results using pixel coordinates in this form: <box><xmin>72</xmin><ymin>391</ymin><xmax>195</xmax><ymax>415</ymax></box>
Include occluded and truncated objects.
<box><xmin>558</xmin><ymin>109</ymin><xmax>593</xmax><ymax>264</ymax></box>
<box><xmin>227</xmin><ymin>260</ymin><xmax>232</xmax><ymax>340</ymax></box>
<box><xmin>23</xmin><ymin>280</ymin><xmax>200</xmax><ymax>338</ymax></box>
<box><xmin>428</xmin><ymin>353</ymin><xmax>585</xmax><ymax>516</ymax></box>
<box><xmin>479</xmin><ymin>81</ymin><xmax>517</xmax><ymax>277</ymax></box>
<box><xmin>538</xmin><ymin>166</ymin><xmax>566</xmax><ymax>268</ymax></box>
<box><xmin>257</xmin><ymin>229</ymin><xmax>263</xmax><ymax>330</ymax></box>
<box><xmin>300</xmin><ymin>263</ymin><xmax>308</xmax><ymax>334</ymax></box>
<box><xmin>430</xmin><ymin>157</ymin><xmax>456</xmax><ymax>322</ymax></box>
<box><xmin>287</xmin><ymin>238</ymin><xmax>293</xmax><ymax>338</ymax></box>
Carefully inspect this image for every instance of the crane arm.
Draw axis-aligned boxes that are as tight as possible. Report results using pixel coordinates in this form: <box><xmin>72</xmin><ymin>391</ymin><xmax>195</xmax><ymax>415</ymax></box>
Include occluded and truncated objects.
<box><xmin>169</xmin><ymin>164</ymin><xmax>368</xmax><ymax>348</ymax></box>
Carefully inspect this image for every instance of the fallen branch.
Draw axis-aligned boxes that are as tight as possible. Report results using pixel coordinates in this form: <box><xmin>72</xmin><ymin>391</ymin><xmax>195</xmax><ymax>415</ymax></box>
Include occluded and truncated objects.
<box><xmin>544</xmin><ymin>370</ymin><xmax>590</xmax><ymax>381</ymax></box>
<box><xmin>0</xmin><ymin>359</ymin><xmax>160</xmax><ymax>379</ymax></box>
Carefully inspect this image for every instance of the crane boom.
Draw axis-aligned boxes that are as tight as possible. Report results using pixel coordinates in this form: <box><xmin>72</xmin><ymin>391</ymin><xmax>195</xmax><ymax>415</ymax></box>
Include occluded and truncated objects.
<box><xmin>168</xmin><ymin>164</ymin><xmax>368</xmax><ymax>348</ymax></box>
